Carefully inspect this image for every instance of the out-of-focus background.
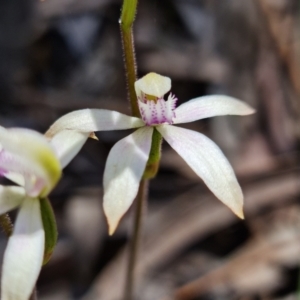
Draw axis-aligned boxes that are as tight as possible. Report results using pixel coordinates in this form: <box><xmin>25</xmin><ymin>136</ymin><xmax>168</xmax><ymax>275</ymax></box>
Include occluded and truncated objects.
<box><xmin>0</xmin><ymin>0</ymin><xmax>300</xmax><ymax>299</ymax></box>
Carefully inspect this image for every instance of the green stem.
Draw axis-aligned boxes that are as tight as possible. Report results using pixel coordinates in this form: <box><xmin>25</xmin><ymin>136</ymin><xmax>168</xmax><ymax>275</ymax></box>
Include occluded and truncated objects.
<box><xmin>120</xmin><ymin>0</ymin><xmax>140</xmax><ymax>117</ymax></box>
<box><xmin>143</xmin><ymin>129</ymin><xmax>162</xmax><ymax>179</ymax></box>
<box><xmin>120</xmin><ymin>0</ymin><xmax>138</xmax><ymax>28</ymax></box>
<box><xmin>0</xmin><ymin>214</ymin><xmax>13</xmax><ymax>237</ymax></box>
<box><xmin>120</xmin><ymin>1</ymin><xmax>154</xmax><ymax>299</ymax></box>
<box><xmin>124</xmin><ymin>179</ymin><xmax>148</xmax><ymax>300</ymax></box>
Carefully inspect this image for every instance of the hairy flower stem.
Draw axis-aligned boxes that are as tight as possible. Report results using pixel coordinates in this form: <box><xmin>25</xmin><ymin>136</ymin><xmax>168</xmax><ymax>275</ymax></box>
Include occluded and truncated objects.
<box><xmin>120</xmin><ymin>1</ymin><xmax>162</xmax><ymax>299</ymax></box>
<box><xmin>124</xmin><ymin>179</ymin><xmax>148</xmax><ymax>300</ymax></box>
<box><xmin>120</xmin><ymin>0</ymin><xmax>140</xmax><ymax>118</ymax></box>
<box><xmin>120</xmin><ymin>0</ymin><xmax>146</xmax><ymax>299</ymax></box>
<box><xmin>0</xmin><ymin>214</ymin><xmax>13</xmax><ymax>237</ymax></box>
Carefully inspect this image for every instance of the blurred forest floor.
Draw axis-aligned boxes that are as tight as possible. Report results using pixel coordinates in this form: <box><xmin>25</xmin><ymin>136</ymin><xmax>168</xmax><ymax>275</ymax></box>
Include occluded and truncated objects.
<box><xmin>0</xmin><ymin>0</ymin><xmax>300</xmax><ymax>299</ymax></box>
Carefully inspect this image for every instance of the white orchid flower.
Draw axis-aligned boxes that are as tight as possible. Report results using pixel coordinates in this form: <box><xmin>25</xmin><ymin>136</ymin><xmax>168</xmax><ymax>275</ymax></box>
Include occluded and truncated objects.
<box><xmin>46</xmin><ymin>72</ymin><xmax>255</xmax><ymax>235</ymax></box>
<box><xmin>0</xmin><ymin>126</ymin><xmax>62</xmax><ymax>300</ymax></box>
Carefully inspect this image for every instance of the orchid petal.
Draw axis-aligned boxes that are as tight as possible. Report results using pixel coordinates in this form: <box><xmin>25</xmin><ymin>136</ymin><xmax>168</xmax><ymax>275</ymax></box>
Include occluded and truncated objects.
<box><xmin>45</xmin><ymin>109</ymin><xmax>145</xmax><ymax>137</ymax></box>
<box><xmin>49</xmin><ymin>130</ymin><xmax>90</xmax><ymax>168</ymax></box>
<box><xmin>0</xmin><ymin>127</ymin><xmax>61</xmax><ymax>197</ymax></box>
<box><xmin>103</xmin><ymin>127</ymin><xmax>153</xmax><ymax>235</ymax></box>
<box><xmin>173</xmin><ymin>95</ymin><xmax>255</xmax><ymax>124</ymax></box>
<box><xmin>1</xmin><ymin>197</ymin><xmax>44</xmax><ymax>300</ymax></box>
<box><xmin>0</xmin><ymin>185</ymin><xmax>25</xmax><ymax>214</ymax></box>
<box><xmin>157</xmin><ymin>125</ymin><xmax>244</xmax><ymax>218</ymax></box>
<box><xmin>135</xmin><ymin>72</ymin><xmax>171</xmax><ymax>99</ymax></box>
<box><xmin>3</xmin><ymin>172</ymin><xmax>25</xmax><ymax>187</ymax></box>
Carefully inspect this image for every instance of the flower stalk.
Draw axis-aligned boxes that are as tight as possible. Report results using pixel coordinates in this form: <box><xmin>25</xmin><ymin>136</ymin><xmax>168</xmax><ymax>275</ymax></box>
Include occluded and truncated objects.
<box><xmin>124</xmin><ymin>179</ymin><xmax>148</xmax><ymax>300</ymax></box>
<box><xmin>120</xmin><ymin>1</ymin><xmax>155</xmax><ymax>299</ymax></box>
<box><xmin>120</xmin><ymin>0</ymin><xmax>140</xmax><ymax>117</ymax></box>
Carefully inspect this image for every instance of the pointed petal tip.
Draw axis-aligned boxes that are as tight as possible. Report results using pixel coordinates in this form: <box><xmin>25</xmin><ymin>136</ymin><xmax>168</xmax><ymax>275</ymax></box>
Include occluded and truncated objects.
<box><xmin>235</xmin><ymin>209</ymin><xmax>244</xmax><ymax>219</ymax></box>
<box><xmin>243</xmin><ymin>106</ymin><xmax>256</xmax><ymax>115</ymax></box>
<box><xmin>229</xmin><ymin>194</ymin><xmax>244</xmax><ymax>220</ymax></box>
<box><xmin>89</xmin><ymin>132</ymin><xmax>98</xmax><ymax>140</ymax></box>
<box><xmin>107</xmin><ymin>220</ymin><xmax>119</xmax><ymax>236</ymax></box>
<box><xmin>108</xmin><ymin>227</ymin><xmax>116</xmax><ymax>236</ymax></box>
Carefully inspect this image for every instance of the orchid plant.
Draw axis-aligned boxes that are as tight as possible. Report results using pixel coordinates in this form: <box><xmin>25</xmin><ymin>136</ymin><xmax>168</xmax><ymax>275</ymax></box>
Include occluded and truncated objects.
<box><xmin>0</xmin><ymin>1</ymin><xmax>255</xmax><ymax>298</ymax></box>
<box><xmin>46</xmin><ymin>72</ymin><xmax>255</xmax><ymax>235</ymax></box>
<box><xmin>0</xmin><ymin>126</ymin><xmax>86</xmax><ymax>300</ymax></box>
<box><xmin>0</xmin><ymin>72</ymin><xmax>254</xmax><ymax>300</ymax></box>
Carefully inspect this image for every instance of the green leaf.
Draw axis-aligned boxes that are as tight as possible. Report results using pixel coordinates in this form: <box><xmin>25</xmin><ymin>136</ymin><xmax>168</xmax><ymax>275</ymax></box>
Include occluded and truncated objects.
<box><xmin>40</xmin><ymin>197</ymin><xmax>58</xmax><ymax>265</ymax></box>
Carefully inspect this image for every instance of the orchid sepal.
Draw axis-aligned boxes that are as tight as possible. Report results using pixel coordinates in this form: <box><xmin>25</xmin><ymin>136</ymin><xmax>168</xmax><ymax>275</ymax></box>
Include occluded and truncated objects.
<box><xmin>45</xmin><ymin>108</ymin><xmax>145</xmax><ymax>138</ymax></box>
<box><xmin>173</xmin><ymin>95</ymin><xmax>256</xmax><ymax>124</ymax></box>
<box><xmin>134</xmin><ymin>72</ymin><xmax>171</xmax><ymax>99</ymax></box>
<box><xmin>1</xmin><ymin>197</ymin><xmax>45</xmax><ymax>300</ymax></box>
<box><xmin>48</xmin><ymin>129</ymin><xmax>90</xmax><ymax>168</ymax></box>
<box><xmin>103</xmin><ymin>126</ymin><xmax>153</xmax><ymax>235</ymax></box>
<box><xmin>156</xmin><ymin>124</ymin><xmax>244</xmax><ymax>218</ymax></box>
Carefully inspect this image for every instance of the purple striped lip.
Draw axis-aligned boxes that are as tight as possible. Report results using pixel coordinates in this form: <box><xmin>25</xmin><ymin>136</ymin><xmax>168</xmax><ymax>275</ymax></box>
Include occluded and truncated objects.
<box><xmin>138</xmin><ymin>93</ymin><xmax>178</xmax><ymax>126</ymax></box>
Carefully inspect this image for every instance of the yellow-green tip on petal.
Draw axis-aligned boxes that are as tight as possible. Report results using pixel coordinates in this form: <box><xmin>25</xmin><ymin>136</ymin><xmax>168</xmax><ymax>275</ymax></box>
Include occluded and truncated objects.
<box><xmin>235</xmin><ymin>208</ymin><xmax>244</xmax><ymax>220</ymax></box>
<box><xmin>108</xmin><ymin>219</ymin><xmax>119</xmax><ymax>236</ymax></box>
<box><xmin>134</xmin><ymin>72</ymin><xmax>171</xmax><ymax>99</ymax></box>
<box><xmin>0</xmin><ymin>127</ymin><xmax>61</xmax><ymax>197</ymax></box>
